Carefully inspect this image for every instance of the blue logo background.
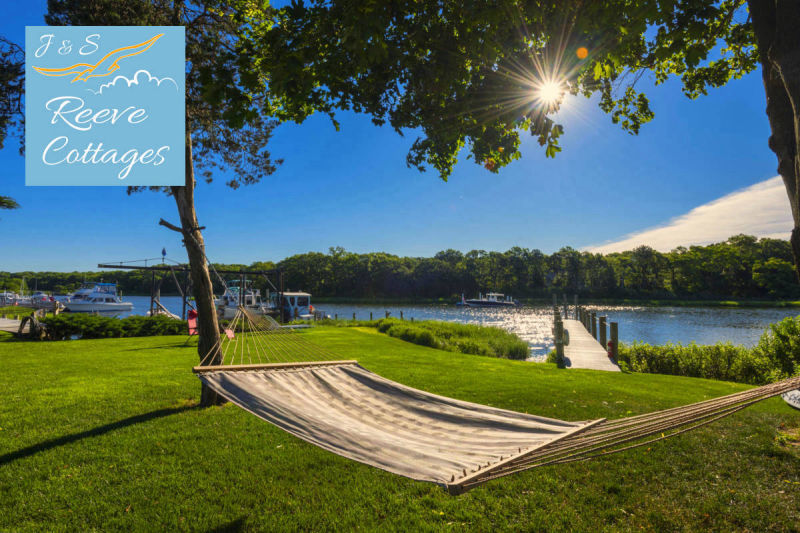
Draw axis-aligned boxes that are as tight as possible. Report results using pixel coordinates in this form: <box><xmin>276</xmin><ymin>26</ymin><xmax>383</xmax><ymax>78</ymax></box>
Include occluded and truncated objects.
<box><xmin>25</xmin><ymin>26</ymin><xmax>185</xmax><ymax>186</ymax></box>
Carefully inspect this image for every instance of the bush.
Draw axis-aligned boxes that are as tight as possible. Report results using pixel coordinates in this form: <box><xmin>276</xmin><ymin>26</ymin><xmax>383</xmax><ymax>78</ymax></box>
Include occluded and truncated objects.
<box><xmin>42</xmin><ymin>314</ymin><xmax>187</xmax><ymax>340</ymax></box>
<box><xmin>616</xmin><ymin>341</ymin><xmax>774</xmax><ymax>385</ymax></box>
<box><xmin>753</xmin><ymin>315</ymin><xmax>800</xmax><ymax>380</ymax></box>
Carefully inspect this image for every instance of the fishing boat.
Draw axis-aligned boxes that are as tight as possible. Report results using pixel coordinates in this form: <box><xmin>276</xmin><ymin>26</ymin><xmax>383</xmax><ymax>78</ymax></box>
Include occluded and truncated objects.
<box><xmin>273</xmin><ymin>291</ymin><xmax>313</xmax><ymax>320</ymax></box>
<box><xmin>215</xmin><ymin>280</ymin><xmax>273</xmax><ymax>319</ymax></box>
<box><xmin>456</xmin><ymin>292</ymin><xmax>519</xmax><ymax>308</ymax></box>
<box><xmin>63</xmin><ymin>282</ymin><xmax>134</xmax><ymax>313</ymax></box>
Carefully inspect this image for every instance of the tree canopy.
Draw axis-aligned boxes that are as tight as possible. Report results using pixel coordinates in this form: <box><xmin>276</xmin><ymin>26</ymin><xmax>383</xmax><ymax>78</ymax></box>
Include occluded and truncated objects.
<box><xmin>5</xmin><ymin>235</ymin><xmax>796</xmax><ymax>301</ymax></box>
<box><xmin>241</xmin><ymin>0</ymin><xmax>756</xmax><ymax>178</ymax></box>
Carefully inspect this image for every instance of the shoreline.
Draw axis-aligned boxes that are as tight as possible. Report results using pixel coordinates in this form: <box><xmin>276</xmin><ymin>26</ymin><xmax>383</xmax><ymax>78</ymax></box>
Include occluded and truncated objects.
<box><xmin>312</xmin><ymin>297</ymin><xmax>800</xmax><ymax>308</ymax></box>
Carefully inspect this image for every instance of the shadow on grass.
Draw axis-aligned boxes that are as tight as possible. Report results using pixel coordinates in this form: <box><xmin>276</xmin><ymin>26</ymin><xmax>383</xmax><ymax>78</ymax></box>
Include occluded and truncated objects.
<box><xmin>206</xmin><ymin>517</ymin><xmax>246</xmax><ymax>533</ymax></box>
<box><xmin>120</xmin><ymin>341</ymin><xmax>199</xmax><ymax>351</ymax></box>
<box><xmin>0</xmin><ymin>405</ymin><xmax>199</xmax><ymax>466</ymax></box>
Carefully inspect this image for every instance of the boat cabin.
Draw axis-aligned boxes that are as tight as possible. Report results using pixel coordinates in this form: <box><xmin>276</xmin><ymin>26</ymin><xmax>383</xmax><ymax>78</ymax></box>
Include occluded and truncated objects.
<box><xmin>276</xmin><ymin>291</ymin><xmax>312</xmax><ymax>319</ymax></box>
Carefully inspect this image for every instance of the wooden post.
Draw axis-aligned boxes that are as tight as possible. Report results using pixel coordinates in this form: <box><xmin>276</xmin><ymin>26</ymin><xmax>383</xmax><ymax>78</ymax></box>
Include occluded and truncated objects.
<box><xmin>400</xmin><ymin>310</ymin><xmax>404</xmax><ymax>320</ymax></box>
<box><xmin>552</xmin><ymin>293</ymin><xmax>557</xmax><ymax>308</ymax></box>
<box><xmin>591</xmin><ymin>312</ymin><xmax>597</xmax><ymax>339</ymax></box>
<box><xmin>385</xmin><ymin>310</ymin><xmax>390</xmax><ymax>319</ymax></box>
<box><xmin>599</xmin><ymin>316</ymin><xmax>607</xmax><ymax>349</ymax></box>
<box><xmin>334</xmin><ymin>313</ymin><xmax>338</xmax><ymax>320</ymax></box>
<box><xmin>554</xmin><ymin>312</ymin><xmax>565</xmax><ymax>368</ymax></box>
<box><xmin>411</xmin><ymin>317</ymin><xmax>414</xmax><ymax>322</ymax></box>
<box><xmin>610</xmin><ymin>322</ymin><xmax>619</xmax><ymax>360</ymax></box>
<box><xmin>562</xmin><ymin>294</ymin><xmax>568</xmax><ymax>319</ymax></box>
<box><xmin>369</xmin><ymin>312</ymin><xmax>373</xmax><ymax>321</ymax></box>
<box><xmin>352</xmin><ymin>313</ymin><xmax>356</xmax><ymax>321</ymax></box>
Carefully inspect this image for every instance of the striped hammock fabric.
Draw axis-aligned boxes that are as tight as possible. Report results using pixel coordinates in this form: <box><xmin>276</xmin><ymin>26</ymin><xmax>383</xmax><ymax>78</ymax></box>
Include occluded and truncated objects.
<box><xmin>197</xmin><ymin>361</ymin><xmax>601</xmax><ymax>493</ymax></box>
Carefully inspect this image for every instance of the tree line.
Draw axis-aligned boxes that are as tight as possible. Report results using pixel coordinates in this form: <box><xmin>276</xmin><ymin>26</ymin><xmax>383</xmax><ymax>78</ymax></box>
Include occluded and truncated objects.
<box><xmin>2</xmin><ymin>235</ymin><xmax>798</xmax><ymax>301</ymax></box>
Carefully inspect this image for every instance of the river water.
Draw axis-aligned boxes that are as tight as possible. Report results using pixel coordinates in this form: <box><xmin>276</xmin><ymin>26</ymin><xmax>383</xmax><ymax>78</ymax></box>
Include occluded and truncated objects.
<box><xmin>114</xmin><ymin>296</ymin><xmax>800</xmax><ymax>360</ymax></box>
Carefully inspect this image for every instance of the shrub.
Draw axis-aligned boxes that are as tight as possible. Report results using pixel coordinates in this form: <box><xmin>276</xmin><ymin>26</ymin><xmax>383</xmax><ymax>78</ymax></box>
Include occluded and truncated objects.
<box><xmin>753</xmin><ymin>315</ymin><xmax>800</xmax><ymax>380</ymax></box>
<box><xmin>42</xmin><ymin>314</ymin><xmax>186</xmax><ymax>340</ymax></box>
<box><xmin>616</xmin><ymin>341</ymin><xmax>774</xmax><ymax>385</ymax></box>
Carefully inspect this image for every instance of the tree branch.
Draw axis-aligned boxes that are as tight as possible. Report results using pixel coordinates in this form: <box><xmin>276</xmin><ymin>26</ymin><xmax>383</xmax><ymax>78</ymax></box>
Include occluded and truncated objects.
<box><xmin>159</xmin><ymin>218</ymin><xmax>184</xmax><ymax>233</ymax></box>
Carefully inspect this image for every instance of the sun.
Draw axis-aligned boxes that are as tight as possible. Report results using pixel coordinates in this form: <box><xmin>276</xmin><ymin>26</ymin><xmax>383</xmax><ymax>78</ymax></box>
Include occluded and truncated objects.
<box><xmin>536</xmin><ymin>80</ymin><xmax>562</xmax><ymax>106</ymax></box>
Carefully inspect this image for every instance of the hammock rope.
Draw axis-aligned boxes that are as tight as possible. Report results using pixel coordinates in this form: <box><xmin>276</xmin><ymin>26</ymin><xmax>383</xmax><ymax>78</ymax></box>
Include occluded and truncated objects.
<box><xmin>194</xmin><ymin>306</ymin><xmax>800</xmax><ymax>494</ymax></box>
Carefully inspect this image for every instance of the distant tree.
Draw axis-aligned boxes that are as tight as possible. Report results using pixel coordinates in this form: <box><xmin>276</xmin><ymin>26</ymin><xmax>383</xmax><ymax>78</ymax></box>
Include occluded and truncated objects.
<box><xmin>754</xmin><ymin>257</ymin><xmax>798</xmax><ymax>297</ymax></box>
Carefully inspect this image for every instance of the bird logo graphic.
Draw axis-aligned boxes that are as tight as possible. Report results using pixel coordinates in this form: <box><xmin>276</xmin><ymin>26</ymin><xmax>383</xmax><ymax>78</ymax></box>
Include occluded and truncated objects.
<box><xmin>33</xmin><ymin>33</ymin><xmax>164</xmax><ymax>83</ymax></box>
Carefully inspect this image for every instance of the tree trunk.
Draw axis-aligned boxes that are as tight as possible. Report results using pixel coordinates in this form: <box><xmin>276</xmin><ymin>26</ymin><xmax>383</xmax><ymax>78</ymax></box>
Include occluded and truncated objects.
<box><xmin>172</xmin><ymin>132</ymin><xmax>225</xmax><ymax>406</ymax></box>
<box><xmin>749</xmin><ymin>0</ymin><xmax>800</xmax><ymax>278</ymax></box>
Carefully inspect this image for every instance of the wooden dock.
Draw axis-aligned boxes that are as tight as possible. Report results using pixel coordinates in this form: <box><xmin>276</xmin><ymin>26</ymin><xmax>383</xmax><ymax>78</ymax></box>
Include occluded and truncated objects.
<box><xmin>562</xmin><ymin>319</ymin><xmax>619</xmax><ymax>371</ymax></box>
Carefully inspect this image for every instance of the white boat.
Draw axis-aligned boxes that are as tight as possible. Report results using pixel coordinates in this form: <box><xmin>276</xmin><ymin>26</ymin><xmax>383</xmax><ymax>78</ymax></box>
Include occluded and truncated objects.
<box><xmin>274</xmin><ymin>291</ymin><xmax>314</xmax><ymax>320</ymax></box>
<box><xmin>215</xmin><ymin>280</ymin><xmax>273</xmax><ymax>319</ymax></box>
<box><xmin>31</xmin><ymin>291</ymin><xmax>56</xmax><ymax>309</ymax></box>
<box><xmin>456</xmin><ymin>292</ymin><xmax>519</xmax><ymax>308</ymax></box>
<box><xmin>64</xmin><ymin>282</ymin><xmax>134</xmax><ymax>314</ymax></box>
<box><xmin>0</xmin><ymin>291</ymin><xmax>19</xmax><ymax>306</ymax></box>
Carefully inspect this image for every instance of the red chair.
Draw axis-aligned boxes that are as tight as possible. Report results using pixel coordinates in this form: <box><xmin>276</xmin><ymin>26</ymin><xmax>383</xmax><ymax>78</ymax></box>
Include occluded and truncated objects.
<box><xmin>185</xmin><ymin>309</ymin><xmax>199</xmax><ymax>344</ymax></box>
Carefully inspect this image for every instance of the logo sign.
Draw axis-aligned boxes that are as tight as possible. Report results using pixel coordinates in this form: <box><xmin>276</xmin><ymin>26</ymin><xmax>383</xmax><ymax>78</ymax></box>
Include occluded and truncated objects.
<box><xmin>25</xmin><ymin>26</ymin><xmax>185</xmax><ymax>186</ymax></box>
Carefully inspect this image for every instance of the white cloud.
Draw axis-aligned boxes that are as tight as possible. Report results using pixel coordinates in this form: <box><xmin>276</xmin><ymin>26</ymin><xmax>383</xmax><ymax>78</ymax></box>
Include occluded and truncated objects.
<box><xmin>87</xmin><ymin>69</ymin><xmax>178</xmax><ymax>96</ymax></box>
<box><xmin>586</xmin><ymin>176</ymin><xmax>793</xmax><ymax>253</ymax></box>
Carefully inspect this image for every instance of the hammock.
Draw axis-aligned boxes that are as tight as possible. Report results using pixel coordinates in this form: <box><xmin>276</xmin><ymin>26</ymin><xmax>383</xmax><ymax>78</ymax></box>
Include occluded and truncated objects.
<box><xmin>195</xmin><ymin>307</ymin><xmax>800</xmax><ymax>494</ymax></box>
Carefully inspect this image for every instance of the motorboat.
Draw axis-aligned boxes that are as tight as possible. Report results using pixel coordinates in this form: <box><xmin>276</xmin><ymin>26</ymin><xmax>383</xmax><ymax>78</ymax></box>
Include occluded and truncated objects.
<box><xmin>63</xmin><ymin>282</ymin><xmax>134</xmax><ymax>313</ymax></box>
<box><xmin>31</xmin><ymin>291</ymin><xmax>61</xmax><ymax>310</ymax></box>
<box><xmin>274</xmin><ymin>291</ymin><xmax>313</xmax><ymax>320</ymax></box>
<box><xmin>456</xmin><ymin>292</ymin><xmax>518</xmax><ymax>307</ymax></box>
<box><xmin>0</xmin><ymin>291</ymin><xmax>19</xmax><ymax>306</ymax></box>
<box><xmin>215</xmin><ymin>280</ymin><xmax>273</xmax><ymax>319</ymax></box>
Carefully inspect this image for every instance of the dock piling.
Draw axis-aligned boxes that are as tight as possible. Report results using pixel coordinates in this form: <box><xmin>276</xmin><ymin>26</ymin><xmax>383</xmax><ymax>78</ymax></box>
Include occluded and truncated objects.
<box><xmin>610</xmin><ymin>322</ymin><xmax>619</xmax><ymax>360</ymax></box>
<box><xmin>591</xmin><ymin>312</ymin><xmax>597</xmax><ymax>339</ymax></box>
<box><xmin>599</xmin><ymin>316</ymin><xmax>607</xmax><ymax>349</ymax></box>
<box><xmin>553</xmin><ymin>309</ymin><xmax>565</xmax><ymax>368</ymax></box>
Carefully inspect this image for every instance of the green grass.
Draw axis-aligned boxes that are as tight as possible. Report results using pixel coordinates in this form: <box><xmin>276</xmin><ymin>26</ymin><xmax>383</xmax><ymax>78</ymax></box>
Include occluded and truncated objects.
<box><xmin>1</xmin><ymin>328</ymin><xmax>799</xmax><ymax>531</ymax></box>
<box><xmin>320</xmin><ymin>318</ymin><xmax>529</xmax><ymax>359</ymax></box>
<box><xmin>0</xmin><ymin>305</ymin><xmax>36</xmax><ymax>316</ymax></box>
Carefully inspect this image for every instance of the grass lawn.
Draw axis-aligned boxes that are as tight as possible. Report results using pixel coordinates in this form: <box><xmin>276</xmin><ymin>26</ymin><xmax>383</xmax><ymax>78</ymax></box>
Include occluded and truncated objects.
<box><xmin>1</xmin><ymin>327</ymin><xmax>798</xmax><ymax>532</ymax></box>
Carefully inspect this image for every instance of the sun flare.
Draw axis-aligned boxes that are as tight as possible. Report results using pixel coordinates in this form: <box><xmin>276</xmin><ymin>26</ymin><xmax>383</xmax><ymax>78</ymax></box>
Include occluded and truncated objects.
<box><xmin>536</xmin><ymin>80</ymin><xmax>562</xmax><ymax>106</ymax></box>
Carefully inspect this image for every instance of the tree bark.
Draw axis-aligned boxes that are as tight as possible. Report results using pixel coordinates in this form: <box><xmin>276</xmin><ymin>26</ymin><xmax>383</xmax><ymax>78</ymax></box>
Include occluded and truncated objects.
<box><xmin>171</xmin><ymin>132</ymin><xmax>225</xmax><ymax>406</ymax></box>
<box><xmin>749</xmin><ymin>0</ymin><xmax>800</xmax><ymax>278</ymax></box>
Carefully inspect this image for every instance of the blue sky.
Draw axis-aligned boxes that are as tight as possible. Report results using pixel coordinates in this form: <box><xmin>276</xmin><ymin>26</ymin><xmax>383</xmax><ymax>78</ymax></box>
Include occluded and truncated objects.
<box><xmin>0</xmin><ymin>2</ymin><xmax>784</xmax><ymax>271</ymax></box>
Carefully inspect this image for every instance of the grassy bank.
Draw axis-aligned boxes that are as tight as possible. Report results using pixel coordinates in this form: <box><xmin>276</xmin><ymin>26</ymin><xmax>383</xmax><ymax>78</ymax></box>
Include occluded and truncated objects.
<box><xmin>320</xmin><ymin>317</ymin><xmax>529</xmax><ymax>359</ymax></box>
<box><xmin>1</xmin><ymin>328</ymin><xmax>799</xmax><ymax>531</ymax></box>
<box><xmin>0</xmin><ymin>305</ymin><xmax>35</xmax><ymax>316</ymax></box>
